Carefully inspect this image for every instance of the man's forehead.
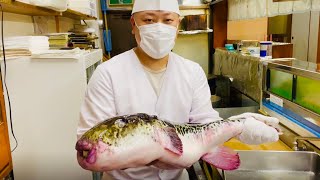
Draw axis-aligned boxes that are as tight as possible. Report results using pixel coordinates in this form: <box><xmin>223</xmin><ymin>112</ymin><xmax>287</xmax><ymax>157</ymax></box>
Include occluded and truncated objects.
<box><xmin>134</xmin><ymin>10</ymin><xmax>178</xmax><ymax>17</ymax></box>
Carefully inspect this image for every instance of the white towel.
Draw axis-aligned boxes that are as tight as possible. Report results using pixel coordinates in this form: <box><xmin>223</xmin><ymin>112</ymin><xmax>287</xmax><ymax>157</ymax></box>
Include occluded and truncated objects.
<box><xmin>247</xmin><ymin>0</ymin><xmax>267</xmax><ymax>19</ymax></box>
<box><xmin>279</xmin><ymin>1</ymin><xmax>293</xmax><ymax>15</ymax></box>
<box><xmin>228</xmin><ymin>0</ymin><xmax>239</xmax><ymax>21</ymax></box>
<box><xmin>257</xmin><ymin>0</ymin><xmax>267</xmax><ymax>18</ymax></box>
<box><xmin>238</xmin><ymin>0</ymin><xmax>248</xmax><ymax>20</ymax></box>
<box><xmin>312</xmin><ymin>0</ymin><xmax>320</xmax><ymax>11</ymax></box>
<box><xmin>0</xmin><ymin>36</ymin><xmax>49</xmax><ymax>53</ymax></box>
<box><xmin>247</xmin><ymin>0</ymin><xmax>257</xmax><ymax>19</ymax></box>
<box><xmin>267</xmin><ymin>0</ymin><xmax>279</xmax><ymax>17</ymax></box>
<box><xmin>293</xmin><ymin>0</ymin><xmax>311</xmax><ymax>13</ymax></box>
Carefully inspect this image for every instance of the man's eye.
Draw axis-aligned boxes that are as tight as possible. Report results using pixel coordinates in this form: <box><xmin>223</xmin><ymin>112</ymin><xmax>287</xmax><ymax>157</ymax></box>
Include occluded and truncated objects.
<box><xmin>144</xmin><ymin>19</ymin><xmax>154</xmax><ymax>23</ymax></box>
<box><xmin>115</xmin><ymin>118</ymin><xmax>127</xmax><ymax>128</ymax></box>
<box><xmin>165</xmin><ymin>19</ymin><xmax>174</xmax><ymax>23</ymax></box>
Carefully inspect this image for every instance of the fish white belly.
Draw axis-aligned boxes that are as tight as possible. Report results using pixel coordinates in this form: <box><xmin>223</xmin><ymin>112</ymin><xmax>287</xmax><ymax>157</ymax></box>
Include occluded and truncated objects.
<box><xmin>96</xmin><ymin>132</ymin><xmax>164</xmax><ymax>171</ymax></box>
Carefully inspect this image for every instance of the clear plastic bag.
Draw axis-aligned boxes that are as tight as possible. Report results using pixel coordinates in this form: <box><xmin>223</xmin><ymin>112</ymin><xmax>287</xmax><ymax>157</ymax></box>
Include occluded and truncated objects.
<box><xmin>30</xmin><ymin>0</ymin><xmax>69</xmax><ymax>12</ymax></box>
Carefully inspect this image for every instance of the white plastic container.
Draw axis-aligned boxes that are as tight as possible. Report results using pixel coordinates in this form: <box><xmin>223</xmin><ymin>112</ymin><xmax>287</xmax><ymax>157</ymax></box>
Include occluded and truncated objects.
<box><xmin>247</xmin><ymin>47</ymin><xmax>260</xmax><ymax>57</ymax></box>
<box><xmin>69</xmin><ymin>0</ymin><xmax>96</xmax><ymax>9</ymax></box>
<box><xmin>260</xmin><ymin>41</ymin><xmax>273</xmax><ymax>59</ymax></box>
<box><xmin>30</xmin><ymin>0</ymin><xmax>69</xmax><ymax>12</ymax></box>
<box><xmin>68</xmin><ymin>0</ymin><xmax>97</xmax><ymax>17</ymax></box>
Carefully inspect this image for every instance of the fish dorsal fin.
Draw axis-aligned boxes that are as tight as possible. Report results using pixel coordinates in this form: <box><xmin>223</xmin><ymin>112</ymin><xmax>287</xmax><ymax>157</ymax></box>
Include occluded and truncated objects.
<box><xmin>186</xmin><ymin>122</ymin><xmax>202</xmax><ymax>126</ymax></box>
<box><xmin>201</xmin><ymin>146</ymin><xmax>240</xmax><ymax>170</ymax></box>
<box><xmin>155</xmin><ymin>127</ymin><xmax>183</xmax><ymax>156</ymax></box>
<box><xmin>126</xmin><ymin>113</ymin><xmax>158</xmax><ymax>122</ymax></box>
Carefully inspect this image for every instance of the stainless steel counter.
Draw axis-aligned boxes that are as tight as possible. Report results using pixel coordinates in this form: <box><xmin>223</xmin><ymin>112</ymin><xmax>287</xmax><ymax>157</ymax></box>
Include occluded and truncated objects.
<box><xmin>223</xmin><ymin>151</ymin><xmax>320</xmax><ymax>180</ymax></box>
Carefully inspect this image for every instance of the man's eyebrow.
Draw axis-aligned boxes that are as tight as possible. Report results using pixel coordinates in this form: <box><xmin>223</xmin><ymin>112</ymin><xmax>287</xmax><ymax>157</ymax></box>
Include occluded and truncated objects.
<box><xmin>140</xmin><ymin>12</ymin><xmax>157</xmax><ymax>16</ymax></box>
<box><xmin>162</xmin><ymin>12</ymin><xmax>174</xmax><ymax>16</ymax></box>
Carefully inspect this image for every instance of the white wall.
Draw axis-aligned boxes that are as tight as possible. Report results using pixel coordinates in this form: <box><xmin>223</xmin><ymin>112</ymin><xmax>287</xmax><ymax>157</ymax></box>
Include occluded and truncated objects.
<box><xmin>227</xmin><ymin>18</ymin><xmax>268</xmax><ymax>41</ymax></box>
<box><xmin>173</xmin><ymin>33</ymin><xmax>209</xmax><ymax>75</ymax></box>
<box><xmin>1</xmin><ymin>12</ymin><xmax>78</xmax><ymax>37</ymax></box>
<box><xmin>2</xmin><ymin>13</ymin><xmax>34</xmax><ymax>36</ymax></box>
<box><xmin>173</xmin><ymin>9</ymin><xmax>210</xmax><ymax>75</ymax></box>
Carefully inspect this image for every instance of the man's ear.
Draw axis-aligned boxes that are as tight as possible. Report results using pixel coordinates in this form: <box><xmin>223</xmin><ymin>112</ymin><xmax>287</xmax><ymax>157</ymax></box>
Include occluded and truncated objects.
<box><xmin>175</xmin><ymin>18</ymin><xmax>182</xmax><ymax>36</ymax></box>
<box><xmin>130</xmin><ymin>16</ymin><xmax>135</xmax><ymax>34</ymax></box>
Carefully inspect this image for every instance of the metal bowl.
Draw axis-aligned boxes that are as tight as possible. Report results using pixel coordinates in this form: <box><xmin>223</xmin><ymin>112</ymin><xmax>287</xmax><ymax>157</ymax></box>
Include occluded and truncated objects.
<box><xmin>211</xmin><ymin>95</ymin><xmax>221</xmax><ymax>108</ymax></box>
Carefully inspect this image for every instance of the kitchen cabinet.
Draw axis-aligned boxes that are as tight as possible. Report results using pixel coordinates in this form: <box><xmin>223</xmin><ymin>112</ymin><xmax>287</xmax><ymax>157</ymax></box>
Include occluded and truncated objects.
<box><xmin>0</xmin><ymin>77</ymin><xmax>12</xmax><ymax>179</ymax></box>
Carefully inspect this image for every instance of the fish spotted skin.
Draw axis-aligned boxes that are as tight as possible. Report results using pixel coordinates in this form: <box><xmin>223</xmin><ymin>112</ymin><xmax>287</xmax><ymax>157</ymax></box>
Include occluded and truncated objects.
<box><xmin>76</xmin><ymin>113</ymin><xmax>244</xmax><ymax>172</ymax></box>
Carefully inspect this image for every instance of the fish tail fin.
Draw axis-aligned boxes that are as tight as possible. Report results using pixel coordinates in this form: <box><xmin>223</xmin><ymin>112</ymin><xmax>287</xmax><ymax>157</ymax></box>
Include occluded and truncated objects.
<box><xmin>201</xmin><ymin>146</ymin><xmax>240</xmax><ymax>170</ymax></box>
<box><xmin>155</xmin><ymin>127</ymin><xmax>183</xmax><ymax>156</ymax></box>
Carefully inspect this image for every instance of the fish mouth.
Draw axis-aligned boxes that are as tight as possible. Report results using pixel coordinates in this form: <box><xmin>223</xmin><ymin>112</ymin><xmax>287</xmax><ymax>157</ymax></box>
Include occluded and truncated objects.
<box><xmin>76</xmin><ymin>139</ymin><xmax>97</xmax><ymax>164</ymax></box>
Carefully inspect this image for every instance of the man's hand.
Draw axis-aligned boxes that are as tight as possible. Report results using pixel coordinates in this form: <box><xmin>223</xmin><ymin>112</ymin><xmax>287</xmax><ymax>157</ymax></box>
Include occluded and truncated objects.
<box><xmin>229</xmin><ymin>113</ymin><xmax>282</xmax><ymax>145</ymax></box>
<box><xmin>148</xmin><ymin>160</ymin><xmax>189</xmax><ymax>170</ymax></box>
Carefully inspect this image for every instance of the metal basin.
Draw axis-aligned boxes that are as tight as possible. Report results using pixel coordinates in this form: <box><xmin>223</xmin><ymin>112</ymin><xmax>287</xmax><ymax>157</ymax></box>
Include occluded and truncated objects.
<box><xmin>213</xmin><ymin>93</ymin><xmax>259</xmax><ymax>119</ymax></box>
<box><xmin>223</xmin><ymin>151</ymin><xmax>320</xmax><ymax>180</ymax></box>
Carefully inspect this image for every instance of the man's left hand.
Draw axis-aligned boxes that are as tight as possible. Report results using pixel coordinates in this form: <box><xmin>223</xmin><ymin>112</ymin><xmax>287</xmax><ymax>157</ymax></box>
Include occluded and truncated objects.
<box><xmin>229</xmin><ymin>113</ymin><xmax>282</xmax><ymax>145</ymax></box>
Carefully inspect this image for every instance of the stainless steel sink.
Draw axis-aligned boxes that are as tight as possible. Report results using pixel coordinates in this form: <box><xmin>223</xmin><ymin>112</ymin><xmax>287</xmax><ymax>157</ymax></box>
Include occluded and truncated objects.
<box><xmin>223</xmin><ymin>151</ymin><xmax>320</xmax><ymax>180</ymax></box>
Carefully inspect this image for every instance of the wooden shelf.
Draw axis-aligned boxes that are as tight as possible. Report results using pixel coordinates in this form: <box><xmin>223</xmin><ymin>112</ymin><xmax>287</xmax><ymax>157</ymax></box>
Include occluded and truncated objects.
<box><xmin>0</xmin><ymin>1</ymin><xmax>208</xmax><ymax>18</ymax></box>
<box><xmin>0</xmin><ymin>1</ymin><xmax>59</xmax><ymax>16</ymax></box>
<box><xmin>0</xmin><ymin>1</ymin><xmax>97</xmax><ymax>20</ymax></box>
<box><xmin>273</xmin><ymin>0</ymin><xmax>300</xmax><ymax>2</ymax></box>
<box><xmin>63</xmin><ymin>9</ymin><xmax>97</xmax><ymax>20</ymax></box>
<box><xmin>179</xmin><ymin>5</ymin><xmax>209</xmax><ymax>10</ymax></box>
<box><xmin>178</xmin><ymin>29</ymin><xmax>213</xmax><ymax>35</ymax></box>
<box><xmin>210</xmin><ymin>0</ymin><xmax>224</xmax><ymax>5</ymax></box>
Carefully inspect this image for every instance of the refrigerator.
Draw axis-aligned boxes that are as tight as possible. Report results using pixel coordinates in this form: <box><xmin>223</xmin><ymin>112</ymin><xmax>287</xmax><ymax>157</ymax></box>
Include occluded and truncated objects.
<box><xmin>2</xmin><ymin>49</ymin><xmax>102</xmax><ymax>180</ymax></box>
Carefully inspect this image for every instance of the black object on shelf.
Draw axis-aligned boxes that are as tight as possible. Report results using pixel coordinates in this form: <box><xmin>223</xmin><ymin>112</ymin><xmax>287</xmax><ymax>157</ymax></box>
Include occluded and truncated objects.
<box><xmin>210</xmin><ymin>0</ymin><xmax>224</xmax><ymax>5</ymax></box>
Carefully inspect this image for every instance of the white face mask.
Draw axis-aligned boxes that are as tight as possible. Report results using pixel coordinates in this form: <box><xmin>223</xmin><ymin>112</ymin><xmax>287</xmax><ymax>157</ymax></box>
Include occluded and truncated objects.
<box><xmin>136</xmin><ymin>22</ymin><xmax>177</xmax><ymax>59</ymax></box>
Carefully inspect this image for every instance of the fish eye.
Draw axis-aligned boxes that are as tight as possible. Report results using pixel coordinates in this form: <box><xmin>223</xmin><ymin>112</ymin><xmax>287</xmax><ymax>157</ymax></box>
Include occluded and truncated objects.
<box><xmin>115</xmin><ymin>119</ymin><xmax>126</xmax><ymax>128</ymax></box>
<box><xmin>150</xmin><ymin>115</ymin><xmax>157</xmax><ymax>119</ymax></box>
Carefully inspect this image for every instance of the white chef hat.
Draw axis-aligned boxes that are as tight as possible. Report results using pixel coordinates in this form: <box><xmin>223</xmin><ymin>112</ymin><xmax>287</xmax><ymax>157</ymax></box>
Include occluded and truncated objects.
<box><xmin>132</xmin><ymin>0</ymin><xmax>180</xmax><ymax>15</ymax></box>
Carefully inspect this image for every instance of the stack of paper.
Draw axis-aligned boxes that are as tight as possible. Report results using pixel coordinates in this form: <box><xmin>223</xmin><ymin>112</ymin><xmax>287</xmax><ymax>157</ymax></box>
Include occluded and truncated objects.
<box><xmin>0</xmin><ymin>36</ymin><xmax>49</xmax><ymax>58</ymax></box>
<box><xmin>47</xmin><ymin>33</ymin><xmax>70</xmax><ymax>49</ymax></box>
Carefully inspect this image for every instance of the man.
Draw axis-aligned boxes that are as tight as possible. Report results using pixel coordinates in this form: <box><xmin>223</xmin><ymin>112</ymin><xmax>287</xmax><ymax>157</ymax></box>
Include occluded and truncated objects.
<box><xmin>77</xmin><ymin>0</ymin><xmax>280</xmax><ymax>179</ymax></box>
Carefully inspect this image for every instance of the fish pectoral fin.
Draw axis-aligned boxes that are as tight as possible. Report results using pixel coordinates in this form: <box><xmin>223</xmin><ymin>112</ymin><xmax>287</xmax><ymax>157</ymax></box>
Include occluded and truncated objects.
<box><xmin>201</xmin><ymin>146</ymin><xmax>240</xmax><ymax>170</ymax></box>
<box><xmin>157</xmin><ymin>127</ymin><xmax>183</xmax><ymax>156</ymax></box>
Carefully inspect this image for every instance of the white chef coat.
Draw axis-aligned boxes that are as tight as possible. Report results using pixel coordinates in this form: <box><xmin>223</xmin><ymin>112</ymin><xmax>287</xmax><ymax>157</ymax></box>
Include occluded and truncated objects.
<box><xmin>77</xmin><ymin>49</ymin><xmax>222</xmax><ymax>180</ymax></box>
